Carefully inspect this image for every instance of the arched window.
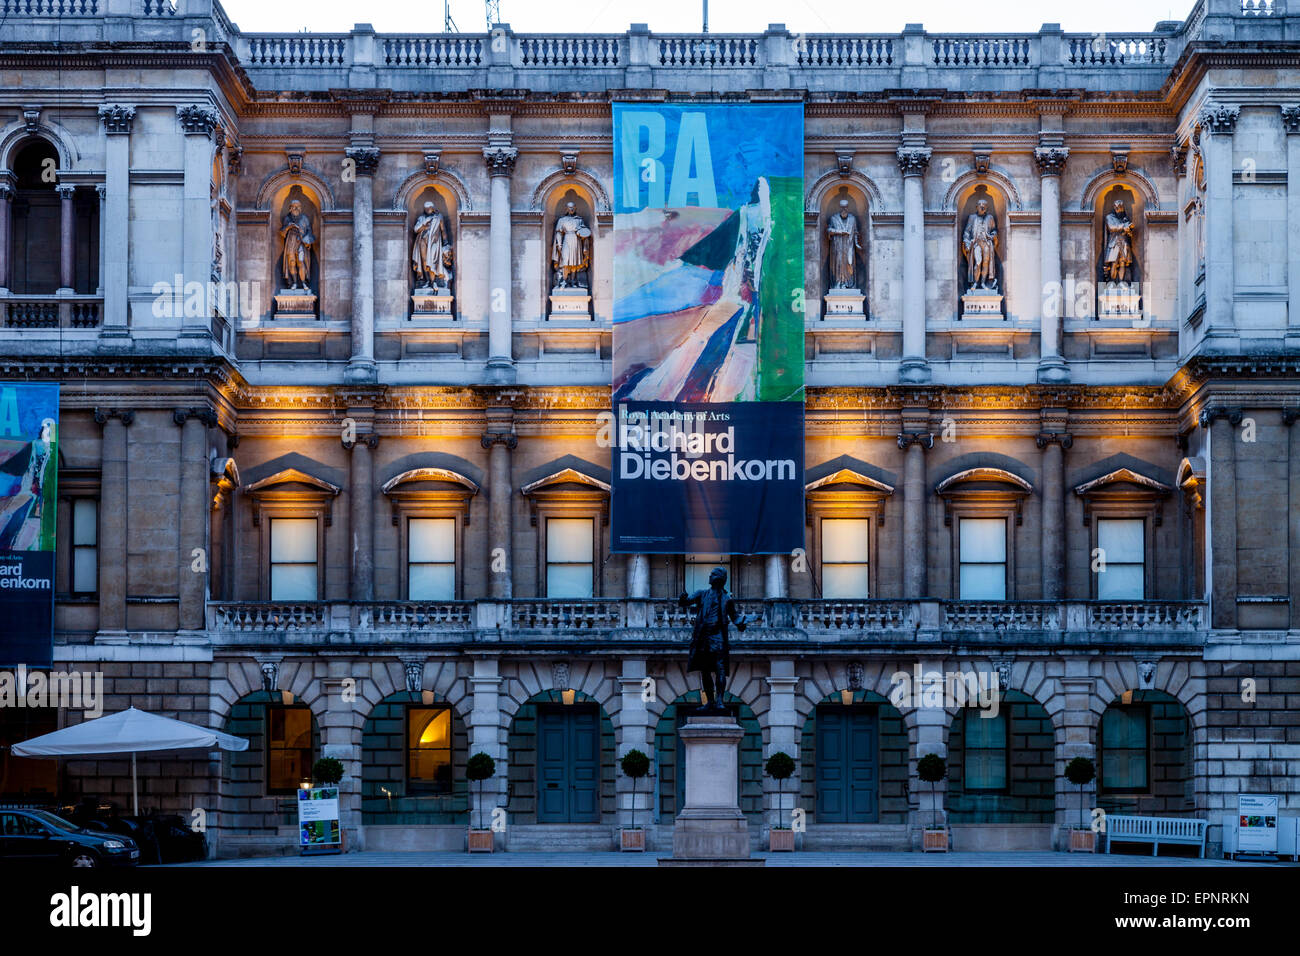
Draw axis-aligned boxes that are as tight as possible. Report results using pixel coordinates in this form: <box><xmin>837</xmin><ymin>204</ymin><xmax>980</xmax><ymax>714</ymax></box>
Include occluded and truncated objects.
<box><xmin>7</xmin><ymin>140</ymin><xmax>98</xmax><ymax>295</ymax></box>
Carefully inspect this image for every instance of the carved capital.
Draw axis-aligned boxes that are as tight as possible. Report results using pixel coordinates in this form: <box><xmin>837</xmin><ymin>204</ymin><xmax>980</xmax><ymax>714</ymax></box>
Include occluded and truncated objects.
<box><xmin>176</xmin><ymin>104</ymin><xmax>220</xmax><ymax>138</ymax></box>
<box><xmin>896</xmin><ymin>431</ymin><xmax>934</xmax><ymax>450</ymax></box>
<box><xmin>0</xmin><ymin>182</ymin><xmax>15</xmax><ymax>202</ymax></box>
<box><xmin>1169</xmin><ymin>143</ymin><xmax>1189</xmax><ymax>178</ymax></box>
<box><xmin>1035</xmin><ymin>431</ymin><xmax>1073</xmax><ymax>449</ymax></box>
<box><xmin>1282</xmin><ymin>105</ymin><xmax>1300</xmax><ymax>135</ymax></box>
<box><xmin>483</xmin><ymin>146</ymin><xmax>518</xmax><ymax>177</ymax></box>
<box><xmin>55</xmin><ymin>184</ymin><xmax>76</xmax><ymax>200</ymax></box>
<box><xmin>895</xmin><ymin>146</ymin><xmax>931</xmax><ymax>178</ymax></box>
<box><xmin>345</xmin><ymin>146</ymin><xmax>381</xmax><ymax>176</ymax></box>
<box><xmin>480</xmin><ymin>431</ymin><xmax>518</xmax><ymax>450</ymax></box>
<box><xmin>97</xmin><ymin>103</ymin><xmax>136</xmax><ymax>135</ymax></box>
<box><xmin>1034</xmin><ymin>146</ymin><xmax>1070</xmax><ymax>176</ymax></box>
<box><xmin>1198</xmin><ymin>104</ymin><xmax>1240</xmax><ymax>136</ymax></box>
<box><xmin>93</xmin><ymin>408</ymin><xmax>134</xmax><ymax>427</ymax></box>
<box><xmin>174</xmin><ymin>407</ymin><xmax>218</xmax><ymax>428</ymax></box>
<box><xmin>1198</xmin><ymin>406</ymin><xmax>1243</xmax><ymax>428</ymax></box>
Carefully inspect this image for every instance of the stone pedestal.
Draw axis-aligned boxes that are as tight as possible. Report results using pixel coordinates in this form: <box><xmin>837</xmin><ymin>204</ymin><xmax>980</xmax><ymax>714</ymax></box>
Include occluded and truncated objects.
<box><xmin>1097</xmin><ymin>282</ymin><xmax>1141</xmax><ymax>318</ymax></box>
<box><xmin>823</xmin><ymin>288</ymin><xmax>865</xmax><ymax>317</ymax></box>
<box><xmin>960</xmin><ymin>291</ymin><xmax>1003</xmax><ymax>317</ymax></box>
<box><xmin>273</xmin><ymin>289</ymin><xmax>317</xmax><ymax>319</ymax></box>
<box><xmin>548</xmin><ymin>286</ymin><xmax>591</xmax><ymax>318</ymax></box>
<box><xmin>412</xmin><ymin>288</ymin><xmax>454</xmax><ymax>316</ymax></box>
<box><xmin>659</xmin><ymin>716</ymin><xmax>763</xmax><ymax>866</ymax></box>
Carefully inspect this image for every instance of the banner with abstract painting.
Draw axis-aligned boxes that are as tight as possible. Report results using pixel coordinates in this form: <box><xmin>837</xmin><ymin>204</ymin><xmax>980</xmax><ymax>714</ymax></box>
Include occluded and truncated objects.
<box><xmin>611</xmin><ymin>103</ymin><xmax>804</xmax><ymax>554</ymax></box>
<box><xmin>0</xmin><ymin>382</ymin><xmax>58</xmax><ymax>666</ymax></box>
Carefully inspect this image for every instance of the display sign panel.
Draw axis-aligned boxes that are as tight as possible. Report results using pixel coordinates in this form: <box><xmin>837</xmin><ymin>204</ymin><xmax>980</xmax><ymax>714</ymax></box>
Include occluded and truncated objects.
<box><xmin>1237</xmin><ymin>793</ymin><xmax>1278</xmax><ymax>853</ymax></box>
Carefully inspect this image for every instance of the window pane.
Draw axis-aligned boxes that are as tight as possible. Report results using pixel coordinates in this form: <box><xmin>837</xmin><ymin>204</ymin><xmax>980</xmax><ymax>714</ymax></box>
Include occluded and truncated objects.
<box><xmin>960</xmin><ymin>518</ymin><xmax>1006</xmax><ymax>562</ymax></box>
<box><xmin>1102</xmin><ymin>750</ymin><xmax>1148</xmax><ymax>790</ymax></box>
<box><xmin>271</xmin><ymin>564</ymin><xmax>317</xmax><ymax>601</ymax></box>
<box><xmin>271</xmin><ymin>518</ymin><xmax>316</xmax><ymax>563</ymax></box>
<box><xmin>72</xmin><ymin>500</ymin><xmax>97</xmax><ymax>545</ymax></box>
<box><xmin>965</xmin><ymin>750</ymin><xmax>1007</xmax><ymax>790</ymax></box>
<box><xmin>1098</xmin><ymin>563</ymin><xmax>1144</xmax><ymax>600</ymax></box>
<box><xmin>685</xmin><ymin>554</ymin><xmax>727</xmax><ymax>593</ymax></box>
<box><xmin>547</xmin><ymin>564</ymin><xmax>593</xmax><ymax>599</ymax></box>
<box><xmin>1098</xmin><ymin>519</ymin><xmax>1143</xmax><ymax>564</ymax></box>
<box><xmin>547</xmin><ymin>518</ymin><xmax>593</xmax><ymax>562</ymax></box>
<box><xmin>965</xmin><ymin>711</ymin><xmax>1007</xmax><ymax>749</ymax></box>
<box><xmin>409</xmin><ymin>563</ymin><xmax>455</xmax><ymax>601</ymax></box>
<box><xmin>822</xmin><ymin>519</ymin><xmax>869</xmax><ymax>563</ymax></box>
<box><xmin>1103</xmin><ymin>707</ymin><xmax>1147</xmax><ymax>749</ymax></box>
<box><xmin>409</xmin><ymin>518</ymin><xmax>455</xmax><ymax>563</ymax></box>
<box><xmin>72</xmin><ymin>547</ymin><xmax>97</xmax><ymax>594</ymax></box>
<box><xmin>822</xmin><ymin>563</ymin><xmax>869</xmax><ymax>599</ymax></box>
<box><xmin>960</xmin><ymin>564</ymin><xmax>1006</xmax><ymax>600</ymax></box>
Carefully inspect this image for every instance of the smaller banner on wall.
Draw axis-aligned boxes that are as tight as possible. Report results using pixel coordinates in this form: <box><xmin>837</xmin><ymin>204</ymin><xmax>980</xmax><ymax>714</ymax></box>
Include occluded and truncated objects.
<box><xmin>1237</xmin><ymin>793</ymin><xmax>1279</xmax><ymax>854</ymax></box>
<box><xmin>0</xmin><ymin>382</ymin><xmax>58</xmax><ymax>668</ymax></box>
<box><xmin>298</xmin><ymin>786</ymin><xmax>342</xmax><ymax>852</ymax></box>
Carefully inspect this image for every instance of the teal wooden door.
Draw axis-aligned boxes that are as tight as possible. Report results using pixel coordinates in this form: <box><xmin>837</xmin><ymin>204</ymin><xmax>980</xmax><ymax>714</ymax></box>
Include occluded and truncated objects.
<box><xmin>815</xmin><ymin>706</ymin><xmax>878</xmax><ymax>822</ymax></box>
<box><xmin>537</xmin><ymin>706</ymin><xmax>600</xmax><ymax>823</ymax></box>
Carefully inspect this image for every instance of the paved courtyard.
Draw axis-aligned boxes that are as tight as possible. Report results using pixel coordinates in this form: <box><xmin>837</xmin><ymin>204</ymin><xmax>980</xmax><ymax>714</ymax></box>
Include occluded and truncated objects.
<box><xmin>176</xmin><ymin>851</ymin><xmax>1286</xmax><ymax>867</ymax></box>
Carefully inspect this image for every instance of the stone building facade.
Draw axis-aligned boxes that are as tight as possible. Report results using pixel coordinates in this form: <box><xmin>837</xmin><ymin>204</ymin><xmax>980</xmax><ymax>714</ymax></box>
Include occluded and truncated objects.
<box><xmin>1</xmin><ymin>0</ymin><xmax>1298</xmax><ymax>856</ymax></box>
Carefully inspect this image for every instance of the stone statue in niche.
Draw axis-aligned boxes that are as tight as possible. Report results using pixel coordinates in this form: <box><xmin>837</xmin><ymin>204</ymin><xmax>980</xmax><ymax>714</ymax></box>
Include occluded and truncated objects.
<box><xmin>548</xmin><ymin>199</ymin><xmax>593</xmax><ymax>318</ymax></box>
<box><xmin>1101</xmin><ymin>198</ymin><xmax>1136</xmax><ymax>283</ymax></box>
<box><xmin>278</xmin><ymin>199</ymin><xmax>315</xmax><ymax>292</ymax></box>
<box><xmin>412</xmin><ymin>200</ymin><xmax>453</xmax><ymax>291</ymax></box>
<box><xmin>961</xmin><ymin>197</ymin><xmax>999</xmax><ymax>293</ymax></box>
<box><xmin>822</xmin><ymin>197</ymin><xmax>865</xmax><ymax>317</ymax></box>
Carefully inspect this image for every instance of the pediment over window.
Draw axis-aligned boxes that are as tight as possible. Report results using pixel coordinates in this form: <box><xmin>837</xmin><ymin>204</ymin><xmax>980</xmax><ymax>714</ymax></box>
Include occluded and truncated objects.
<box><xmin>245</xmin><ymin>467</ymin><xmax>340</xmax><ymax>525</ymax></box>
<box><xmin>805</xmin><ymin>468</ymin><xmax>894</xmax><ymax>495</ymax></box>
<box><xmin>521</xmin><ymin>467</ymin><xmax>612</xmax><ymax>496</ymax></box>
<box><xmin>383</xmin><ymin>468</ymin><xmax>478</xmax><ymax>525</ymax></box>
<box><xmin>935</xmin><ymin>467</ymin><xmax>1032</xmax><ymax>526</ymax></box>
<box><xmin>521</xmin><ymin>466</ymin><xmax>610</xmax><ymax>526</ymax></box>
<box><xmin>1074</xmin><ymin>467</ymin><xmax>1171</xmax><ymax>525</ymax></box>
<box><xmin>805</xmin><ymin>468</ymin><xmax>894</xmax><ymax>524</ymax></box>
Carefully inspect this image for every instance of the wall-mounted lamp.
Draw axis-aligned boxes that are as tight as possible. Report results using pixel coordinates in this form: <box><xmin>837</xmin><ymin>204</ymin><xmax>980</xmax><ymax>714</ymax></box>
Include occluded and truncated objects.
<box><xmin>840</xmin><ymin>689</ymin><xmax>855</xmax><ymax>706</ymax></box>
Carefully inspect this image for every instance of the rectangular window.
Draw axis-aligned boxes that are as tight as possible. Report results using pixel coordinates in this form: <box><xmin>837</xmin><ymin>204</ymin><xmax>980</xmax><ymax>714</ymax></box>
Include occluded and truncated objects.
<box><xmin>270</xmin><ymin>517</ymin><xmax>317</xmax><ymax>601</ymax></box>
<box><xmin>821</xmin><ymin>518</ymin><xmax>869</xmax><ymax>598</ymax></box>
<box><xmin>1101</xmin><ymin>705</ymin><xmax>1149</xmax><ymax>792</ymax></box>
<box><xmin>70</xmin><ymin>498</ymin><xmax>98</xmax><ymax>595</ymax></box>
<box><xmin>407</xmin><ymin>706</ymin><xmax>453</xmax><ymax>792</ymax></box>
<box><xmin>1097</xmin><ymin>518</ymin><xmax>1144</xmax><ymax>600</ymax></box>
<box><xmin>963</xmin><ymin>712</ymin><xmax>1008</xmax><ymax>791</ymax></box>
<box><xmin>959</xmin><ymin>517</ymin><xmax>1007</xmax><ymax>600</ymax></box>
<box><xmin>685</xmin><ymin>553</ymin><xmax>727</xmax><ymax>594</ymax></box>
<box><xmin>267</xmin><ymin>706</ymin><xmax>312</xmax><ymax>794</ymax></box>
<box><xmin>408</xmin><ymin>517</ymin><xmax>455</xmax><ymax>600</ymax></box>
<box><xmin>546</xmin><ymin>517</ymin><xmax>594</xmax><ymax>598</ymax></box>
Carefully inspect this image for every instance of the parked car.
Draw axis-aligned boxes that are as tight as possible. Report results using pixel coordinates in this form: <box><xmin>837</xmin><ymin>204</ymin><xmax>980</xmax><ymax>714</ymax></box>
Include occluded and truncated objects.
<box><xmin>0</xmin><ymin>809</ymin><xmax>139</xmax><ymax>868</ymax></box>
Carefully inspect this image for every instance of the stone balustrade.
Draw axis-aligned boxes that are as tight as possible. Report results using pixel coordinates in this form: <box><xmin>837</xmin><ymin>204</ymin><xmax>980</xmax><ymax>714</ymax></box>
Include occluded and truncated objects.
<box><xmin>204</xmin><ymin>598</ymin><xmax>1208</xmax><ymax>647</ymax></box>
<box><xmin>1</xmin><ymin>295</ymin><xmax>102</xmax><ymax>330</ymax></box>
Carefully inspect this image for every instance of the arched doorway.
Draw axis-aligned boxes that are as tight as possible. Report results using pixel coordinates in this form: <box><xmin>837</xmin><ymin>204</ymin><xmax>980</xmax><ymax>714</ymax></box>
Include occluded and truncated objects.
<box><xmin>1097</xmin><ymin>689</ymin><xmax>1193</xmax><ymax>816</ymax></box>
<box><xmin>653</xmin><ymin>691</ymin><xmax>763</xmax><ymax>822</ymax></box>
<box><xmin>800</xmin><ymin>690</ymin><xmax>909</xmax><ymax>824</ymax></box>
<box><xmin>506</xmin><ymin>690</ymin><xmax>615</xmax><ymax>824</ymax></box>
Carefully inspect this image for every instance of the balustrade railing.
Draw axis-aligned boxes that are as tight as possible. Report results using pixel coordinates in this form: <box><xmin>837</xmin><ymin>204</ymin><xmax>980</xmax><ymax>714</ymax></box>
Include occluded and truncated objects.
<box><xmin>657</xmin><ymin>35</ymin><xmax>759</xmax><ymax>67</ymax></box>
<box><xmin>1</xmin><ymin>0</ymin><xmax>98</xmax><ymax>13</ymax></box>
<box><xmin>2</xmin><ymin>296</ymin><xmax>102</xmax><ymax>330</ymax></box>
<box><xmin>211</xmin><ymin>602</ymin><xmax>326</xmax><ymax>631</ymax></box>
<box><xmin>932</xmin><ymin>36</ymin><xmax>1034</xmax><ymax>67</ymax></box>
<box><xmin>243</xmin><ymin>34</ymin><xmax>349</xmax><ymax>66</ymax></box>
<box><xmin>519</xmin><ymin>35</ymin><xmax>621</xmax><ymax>66</ymax></box>
<box><xmin>381</xmin><ymin>35</ymin><xmax>483</xmax><ymax>66</ymax></box>
<box><xmin>795</xmin><ymin>36</ymin><xmax>893</xmax><ymax>67</ymax></box>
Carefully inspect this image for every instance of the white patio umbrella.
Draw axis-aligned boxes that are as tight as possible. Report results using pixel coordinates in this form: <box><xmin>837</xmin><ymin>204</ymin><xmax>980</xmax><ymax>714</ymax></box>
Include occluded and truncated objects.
<box><xmin>11</xmin><ymin>707</ymin><xmax>249</xmax><ymax>815</ymax></box>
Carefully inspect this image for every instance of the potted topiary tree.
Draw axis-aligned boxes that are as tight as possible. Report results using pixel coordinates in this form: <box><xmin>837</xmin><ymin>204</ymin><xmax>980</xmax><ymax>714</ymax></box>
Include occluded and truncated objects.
<box><xmin>311</xmin><ymin>757</ymin><xmax>344</xmax><ymax>787</ymax></box>
<box><xmin>917</xmin><ymin>752</ymin><xmax>948</xmax><ymax>852</ymax></box>
<box><xmin>765</xmin><ymin>751</ymin><xmax>797</xmax><ymax>851</ymax></box>
<box><xmin>1064</xmin><ymin>756</ymin><xmax>1097</xmax><ymax>852</ymax></box>
<box><xmin>465</xmin><ymin>752</ymin><xmax>496</xmax><ymax>853</ymax></box>
<box><xmin>619</xmin><ymin>749</ymin><xmax>651</xmax><ymax>851</ymax></box>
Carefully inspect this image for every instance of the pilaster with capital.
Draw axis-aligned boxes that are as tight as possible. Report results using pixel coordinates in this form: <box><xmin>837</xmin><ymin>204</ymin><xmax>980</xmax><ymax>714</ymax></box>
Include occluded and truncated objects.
<box><xmin>94</xmin><ymin>408</ymin><xmax>134</xmax><ymax>637</ymax></box>
<box><xmin>1198</xmin><ymin>105</ymin><xmax>1240</xmax><ymax>338</ymax></box>
<box><xmin>98</xmin><ymin>104</ymin><xmax>135</xmax><ymax>343</ymax></box>
<box><xmin>1283</xmin><ymin>107</ymin><xmax>1300</xmax><ymax>342</ymax></box>
<box><xmin>1035</xmin><ymin>145</ymin><xmax>1070</xmax><ymax>382</ymax></box>
<box><xmin>897</xmin><ymin>146</ymin><xmax>932</xmax><ymax>383</ymax></box>
<box><xmin>178</xmin><ymin>106</ymin><xmax>220</xmax><ymax>344</ymax></box>
<box><xmin>481</xmin><ymin>413</ymin><xmax>517</xmax><ymax>599</ymax></box>
<box><xmin>345</xmin><ymin>145</ymin><xmax>381</xmax><ymax>384</ymax></box>
<box><xmin>898</xmin><ymin>425</ymin><xmax>934</xmax><ymax>598</ymax></box>
<box><xmin>175</xmin><ymin>407</ymin><xmax>214</xmax><ymax>631</ymax></box>
<box><xmin>484</xmin><ymin>145</ymin><xmax>519</xmax><ymax>379</ymax></box>
<box><xmin>1036</xmin><ymin>424</ymin><xmax>1072</xmax><ymax>600</ymax></box>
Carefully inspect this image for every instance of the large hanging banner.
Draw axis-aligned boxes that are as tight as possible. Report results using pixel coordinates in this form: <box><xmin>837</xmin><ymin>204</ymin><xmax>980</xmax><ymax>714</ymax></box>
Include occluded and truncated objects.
<box><xmin>0</xmin><ymin>383</ymin><xmax>58</xmax><ymax>667</ymax></box>
<box><xmin>611</xmin><ymin>103</ymin><xmax>804</xmax><ymax>554</ymax></box>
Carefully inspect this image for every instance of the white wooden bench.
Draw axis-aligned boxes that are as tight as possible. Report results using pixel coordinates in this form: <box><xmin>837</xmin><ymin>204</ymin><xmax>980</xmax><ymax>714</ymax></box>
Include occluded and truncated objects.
<box><xmin>1105</xmin><ymin>815</ymin><xmax>1206</xmax><ymax>857</ymax></box>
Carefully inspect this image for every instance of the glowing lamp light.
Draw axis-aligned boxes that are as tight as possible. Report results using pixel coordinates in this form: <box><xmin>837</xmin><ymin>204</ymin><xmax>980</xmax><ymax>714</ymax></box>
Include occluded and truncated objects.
<box><xmin>421</xmin><ymin>690</ymin><xmax>435</xmax><ymax>706</ymax></box>
<box><xmin>280</xmin><ymin>690</ymin><xmax>295</xmax><ymax>705</ymax></box>
<box><xmin>840</xmin><ymin>689</ymin><xmax>854</xmax><ymax>706</ymax></box>
<box><xmin>561</xmin><ymin>688</ymin><xmax>577</xmax><ymax>706</ymax></box>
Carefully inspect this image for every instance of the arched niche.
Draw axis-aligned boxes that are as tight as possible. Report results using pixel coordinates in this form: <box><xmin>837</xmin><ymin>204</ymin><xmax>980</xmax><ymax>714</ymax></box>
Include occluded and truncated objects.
<box><xmin>954</xmin><ymin>181</ymin><xmax>1010</xmax><ymax>318</ymax></box>
<box><xmin>1094</xmin><ymin>182</ymin><xmax>1145</xmax><ymax>318</ymax></box>
<box><xmin>543</xmin><ymin>183</ymin><xmax>596</xmax><ymax>319</ymax></box>
<box><xmin>266</xmin><ymin>183</ymin><xmax>322</xmax><ymax>318</ymax></box>
<box><xmin>406</xmin><ymin>182</ymin><xmax>459</xmax><ymax>315</ymax></box>
<box><xmin>818</xmin><ymin>183</ymin><xmax>870</xmax><ymax>317</ymax></box>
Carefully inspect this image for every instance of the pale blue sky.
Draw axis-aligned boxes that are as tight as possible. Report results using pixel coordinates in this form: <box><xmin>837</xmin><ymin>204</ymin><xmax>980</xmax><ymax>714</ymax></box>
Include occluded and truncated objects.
<box><xmin>218</xmin><ymin>0</ymin><xmax>1198</xmax><ymax>36</ymax></box>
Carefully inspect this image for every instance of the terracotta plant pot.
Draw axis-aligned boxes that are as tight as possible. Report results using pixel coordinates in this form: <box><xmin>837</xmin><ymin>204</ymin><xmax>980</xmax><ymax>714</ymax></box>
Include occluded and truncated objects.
<box><xmin>467</xmin><ymin>828</ymin><xmax>494</xmax><ymax>853</ymax></box>
<box><xmin>922</xmin><ymin>828</ymin><xmax>949</xmax><ymax>852</ymax></box>
<box><xmin>620</xmin><ymin>828</ymin><xmax>646</xmax><ymax>852</ymax></box>
<box><xmin>770</xmin><ymin>828</ymin><xmax>796</xmax><ymax>852</ymax></box>
<box><xmin>1069</xmin><ymin>828</ymin><xmax>1096</xmax><ymax>853</ymax></box>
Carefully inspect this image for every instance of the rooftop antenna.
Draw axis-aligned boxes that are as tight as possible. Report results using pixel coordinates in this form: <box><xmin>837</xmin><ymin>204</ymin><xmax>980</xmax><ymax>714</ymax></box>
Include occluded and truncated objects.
<box><xmin>444</xmin><ymin>0</ymin><xmax>458</xmax><ymax>32</ymax></box>
<box><xmin>703</xmin><ymin>0</ymin><xmax>709</xmax><ymax>33</ymax></box>
<box><xmin>486</xmin><ymin>0</ymin><xmax>502</xmax><ymax>31</ymax></box>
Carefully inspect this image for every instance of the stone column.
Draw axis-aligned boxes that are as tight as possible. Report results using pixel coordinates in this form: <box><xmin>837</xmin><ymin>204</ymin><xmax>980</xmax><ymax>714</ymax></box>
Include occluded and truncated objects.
<box><xmin>1170</xmin><ymin>142</ymin><xmax>1190</xmax><ymax>337</ymax></box>
<box><xmin>1035</xmin><ymin>144</ymin><xmax>1070</xmax><ymax>383</ymax></box>
<box><xmin>0</xmin><ymin>178</ymin><xmax>13</xmax><ymax>292</ymax></box>
<box><xmin>94</xmin><ymin>184</ymin><xmax>107</xmax><ymax>296</ymax></box>
<box><xmin>1057</xmin><ymin>671</ymin><xmax>1097</xmax><ymax>846</ymax></box>
<box><xmin>617</xmin><ymin>659</ymin><xmax>652</xmax><ymax>829</ymax></box>
<box><xmin>897</xmin><ymin>145</ymin><xmax>932</xmax><ymax>384</ymax></box>
<box><xmin>764</xmin><ymin>660</ymin><xmax>799</xmax><ymax>829</ymax></box>
<box><xmin>626</xmin><ymin>554</ymin><xmax>650</xmax><ymax>598</ymax></box>
<box><xmin>467</xmin><ymin>658</ymin><xmax>505</xmax><ymax>839</ymax></box>
<box><xmin>1283</xmin><ymin>106</ymin><xmax>1300</xmax><ymax>349</ymax></box>
<box><xmin>1037</xmin><ymin>422</ymin><xmax>1071</xmax><ymax>601</ymax></box>
<box><xmin>483</xmin><ymin>145</ymin><xmax>518</xmax><ymax>382</ymax></box>
<box><xmin>320</xmin><ymin>676</ymin><xmax>364</xmax><ymax>850</ymax></box>
<box><xmin>482</xmin><ymin>409</ymin><xmax>516</xmax><ymax>599</ymax></box>
<box><xmin>344</xmin><ymin>145</ymin><xmax>380</xmax><ymax>384</ymax></box>
<box><xmin>95</xmin><ymin>409</ymin><xmax>132</xmax><ymax>637</ymax></box>
<box><xmin>347</xmin><ymin>432</ymin><xmax>378</xmax><ymax>602</ymax></box>
<box><xmin>98</xmin><ymin>104</ymin><xmax>134</xmax><ymax>345</ymax></box>
<box><xmin>56</xmin><ymin>184</ymin><xmax>76</xmax><ymax>293</ymax></box>
<box><xmin>175</xmin><ymin>408</ymin><xmax>212</xmax><ymax>632</ymax></box>
<box><xmin>898</xmin><ymin>423</ymin><xmax>933</xmax><ymax>599</ymax></box>
<box><xmin>1203</xmin><ymin>407</ymin><xmax>1240</xmax><ymax>629</ymax></box>
<box><xmin>177</xmin><ymin>105</ymin><xmax>220</xmax><ymax>345</ymax></box>
<box><xmin>912</xmin><ymin>659</ymin><xmax>948</xmax><ymax>839</ymax></box>
<box><xmin>1199</xmin><ymin>105</ymin><xmax>1240</xmax><ymax>343</ymax></box>
<box><xmin>764</xmin><ymin>554</ymin><xmax>788</xmax><ymax>599</ymax></box>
